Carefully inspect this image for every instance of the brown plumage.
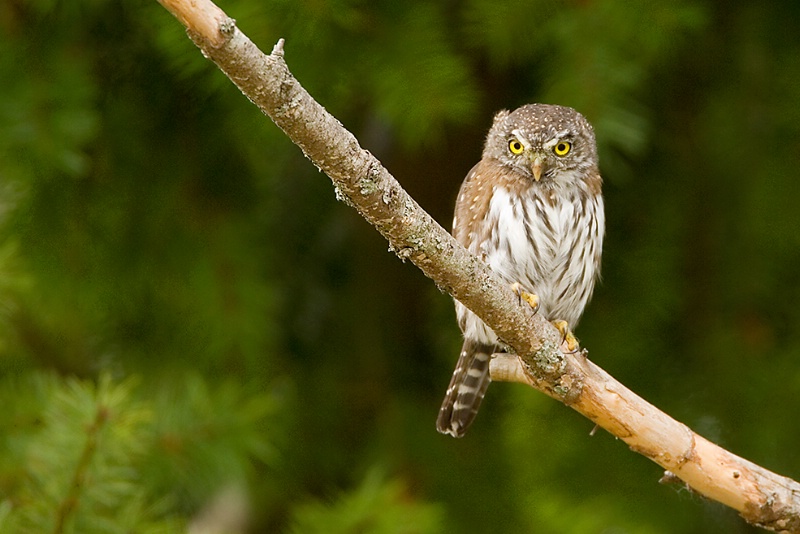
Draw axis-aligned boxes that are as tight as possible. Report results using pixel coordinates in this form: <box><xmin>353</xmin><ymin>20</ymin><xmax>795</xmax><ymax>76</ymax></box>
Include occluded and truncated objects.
<box><xmin>437</xmin><ymin>104</ymin><xmax>605</xmax><ymax>438</ymax></box>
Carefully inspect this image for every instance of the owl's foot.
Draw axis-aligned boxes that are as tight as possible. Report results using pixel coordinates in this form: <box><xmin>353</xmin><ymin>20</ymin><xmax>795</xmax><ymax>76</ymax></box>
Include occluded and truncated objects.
<box><xmin>552</xmin><ymin>320</ymin><xmax>579</xmax><ymax>352</ymax></box>
<box><xmin>511</xmin><ymin>283</ymin><xmax>539</xmax><ymax>313</ymax></box>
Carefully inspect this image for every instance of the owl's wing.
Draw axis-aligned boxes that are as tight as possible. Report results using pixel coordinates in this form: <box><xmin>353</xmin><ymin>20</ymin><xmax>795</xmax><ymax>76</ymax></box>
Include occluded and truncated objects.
<box><xmin>451</xmin><ymin>160</ymin><xmax>500</xmax><ymax>247</ymax></box>
<box><xmin>439</xmin><ymin>160</ymin><xmax>506</xmax><ymax>437</ymax></box>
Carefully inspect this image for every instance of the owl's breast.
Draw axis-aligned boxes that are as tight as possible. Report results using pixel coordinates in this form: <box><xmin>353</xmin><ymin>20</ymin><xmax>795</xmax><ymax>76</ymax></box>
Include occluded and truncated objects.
<box><xmin>475</xmin><ymin>185</ymin><xmax>603</xmax><ymax>325</ymax></box>
<box><xmin>481</xmin><ymin>186</ymin><xmax>560</xmax><ymax>282</ymax></box>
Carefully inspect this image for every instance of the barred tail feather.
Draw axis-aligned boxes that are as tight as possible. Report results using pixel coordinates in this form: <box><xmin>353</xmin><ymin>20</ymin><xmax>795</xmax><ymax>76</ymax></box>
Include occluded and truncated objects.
<box><xmin>436</xmin><ymin>340</ymin><xmax>495</xmax><ymax>438</ymax></box>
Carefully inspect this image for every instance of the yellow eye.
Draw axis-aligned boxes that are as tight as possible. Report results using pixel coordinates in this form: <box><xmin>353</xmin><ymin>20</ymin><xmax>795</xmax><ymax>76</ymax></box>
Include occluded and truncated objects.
<box><xmin>508</xmin><ymin>139</ymin><xmax>524</xmax><ymax>154</ymax></box>
<box><xmin>553</xmin><ymin>141</ymin><xmax>572</xmax><ymax>157</ymax></box>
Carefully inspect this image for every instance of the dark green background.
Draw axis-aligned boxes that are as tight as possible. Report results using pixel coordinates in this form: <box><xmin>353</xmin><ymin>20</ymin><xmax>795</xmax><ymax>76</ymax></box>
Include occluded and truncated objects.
<box><xmin>2</xmin><ymin>1</ymin><xmax>800</xmax><ymax>532</ymax></box>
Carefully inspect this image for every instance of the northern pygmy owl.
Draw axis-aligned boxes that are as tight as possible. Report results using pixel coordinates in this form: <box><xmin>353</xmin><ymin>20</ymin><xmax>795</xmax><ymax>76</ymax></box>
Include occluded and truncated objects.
<box><xmin>437</xmin><ymin>103</ymin><xmax>605</xmax><ymax>438</ymax></box>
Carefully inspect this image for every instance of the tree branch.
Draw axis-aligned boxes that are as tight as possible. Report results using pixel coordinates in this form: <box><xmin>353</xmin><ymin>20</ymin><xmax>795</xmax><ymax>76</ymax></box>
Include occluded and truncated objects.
<box><xmin>156</xmin><ymin>1</ymin><xmax>800</xmax><ymax>531</ymax></box>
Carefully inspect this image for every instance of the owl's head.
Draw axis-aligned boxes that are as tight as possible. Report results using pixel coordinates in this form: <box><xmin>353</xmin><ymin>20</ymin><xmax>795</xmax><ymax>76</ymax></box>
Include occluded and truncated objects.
<box><xmin>483</xmin><ymin>103</ymin><xmax>598</xmax><ymax>188</ymax></box>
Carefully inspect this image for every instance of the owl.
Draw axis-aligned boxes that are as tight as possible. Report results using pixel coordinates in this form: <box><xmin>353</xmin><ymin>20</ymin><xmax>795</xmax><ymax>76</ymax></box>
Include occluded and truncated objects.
<box><xmin>436</xmin><ymin>104</ymin><xmax>605</xmax><ymax>438</ymax></box>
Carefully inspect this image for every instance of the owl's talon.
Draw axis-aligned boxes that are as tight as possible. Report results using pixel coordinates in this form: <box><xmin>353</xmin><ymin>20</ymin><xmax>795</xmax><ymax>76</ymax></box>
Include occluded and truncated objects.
<box><xmin>511</xmin><ymin>283</ymin><xmax>540</xmax><ymax>313</ymax></box>
<box><xmin>552</xmin><ymin>319</ymin><xmax>579</xmax><ymax>352</ymax></box>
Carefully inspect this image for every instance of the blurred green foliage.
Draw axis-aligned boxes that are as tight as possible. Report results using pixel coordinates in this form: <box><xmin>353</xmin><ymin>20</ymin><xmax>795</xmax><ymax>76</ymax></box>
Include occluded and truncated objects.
<box><xmin>1</xmin><ymin>0</ymin><xmax>800</xmax><ymax>532</ymax></box>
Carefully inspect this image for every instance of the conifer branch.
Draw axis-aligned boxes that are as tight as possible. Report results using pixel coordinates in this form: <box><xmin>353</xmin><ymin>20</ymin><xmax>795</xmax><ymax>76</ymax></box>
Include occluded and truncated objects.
<box><xmin>156</xmin><ymin>0</ymin><xmax>800</xmax><ymax>531</ymax></box>
<box><xmin>53</xmin><ymin>403</ymin><xmax>107</xmax><ymax>534</ymax></box>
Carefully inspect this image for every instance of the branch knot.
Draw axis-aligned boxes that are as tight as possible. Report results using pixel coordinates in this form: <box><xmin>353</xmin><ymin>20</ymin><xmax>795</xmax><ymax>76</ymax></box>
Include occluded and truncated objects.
<box><xmin>219</xmin><ymin>17</ymin><xmax>236</xmax><ymax>35</ymax></box>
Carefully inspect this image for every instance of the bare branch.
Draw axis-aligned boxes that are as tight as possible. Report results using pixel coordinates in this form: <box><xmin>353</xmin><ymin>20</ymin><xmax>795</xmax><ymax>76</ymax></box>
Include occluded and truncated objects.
<box><xmin>156</xmin><ymin>1</ymin><xmax>800</xmax><ymax>531</ymax></box>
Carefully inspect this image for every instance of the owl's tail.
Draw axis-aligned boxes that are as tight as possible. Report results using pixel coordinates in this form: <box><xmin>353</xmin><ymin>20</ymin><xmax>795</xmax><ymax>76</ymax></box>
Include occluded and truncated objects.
<box><xmin>436</xmin><ymin>340</ymin><xmax>495</xmax><ymax>438</ymax></box>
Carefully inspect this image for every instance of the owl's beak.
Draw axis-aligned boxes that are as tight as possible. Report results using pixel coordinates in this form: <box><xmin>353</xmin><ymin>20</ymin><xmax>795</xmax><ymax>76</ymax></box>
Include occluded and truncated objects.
<box><xmin>531</xmin><ymin>156</ymin><xmax>543</xmax><ymax>182</ymax></box>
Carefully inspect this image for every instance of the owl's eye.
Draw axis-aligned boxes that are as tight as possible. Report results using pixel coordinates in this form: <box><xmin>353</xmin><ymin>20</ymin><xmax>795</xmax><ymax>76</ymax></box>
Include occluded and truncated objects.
<box><xmin>553</xmin><ymin>141</ymin><xmax>572</xmax><ymax>157</ymax></box>
<box><xmin>508</xmin><ymin>139</ymin><xmax>524</xmax><ymax>155</ymax></box>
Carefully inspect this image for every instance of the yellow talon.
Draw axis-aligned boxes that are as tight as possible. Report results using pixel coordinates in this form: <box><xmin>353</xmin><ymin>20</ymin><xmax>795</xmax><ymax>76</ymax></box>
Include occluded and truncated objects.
<box><xmin>552</xmin><ymin>320</ymin><xmax>579</xmax><ymax>352</ymax></box>
<box><xmin>511</xmin><ymin>283</ymin><xmax>540</xmax><ymax>313</ymax></box>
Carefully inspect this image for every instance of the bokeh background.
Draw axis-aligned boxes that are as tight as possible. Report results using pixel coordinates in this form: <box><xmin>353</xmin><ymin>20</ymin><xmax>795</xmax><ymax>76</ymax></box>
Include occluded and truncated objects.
<box><xmin>2</xmin><ymin>1</ymin><xmax>800</xmax><ymax>532</ymax></box>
